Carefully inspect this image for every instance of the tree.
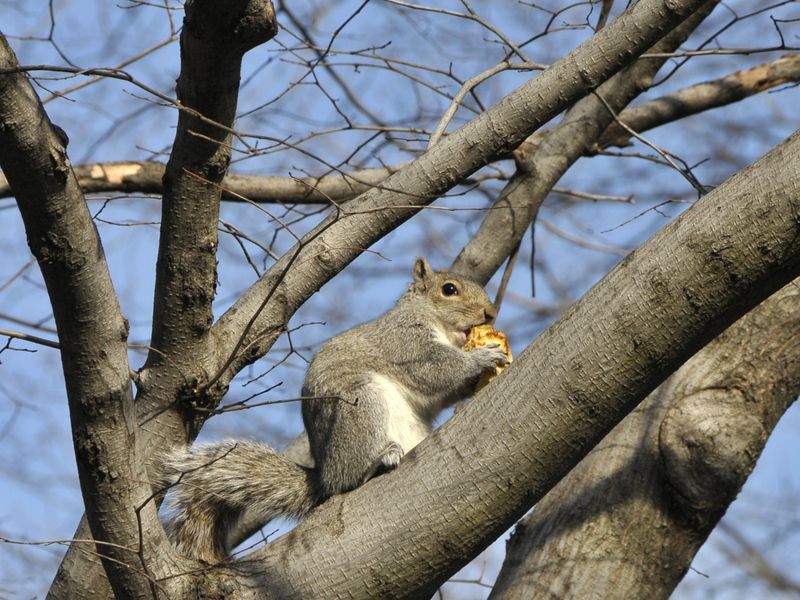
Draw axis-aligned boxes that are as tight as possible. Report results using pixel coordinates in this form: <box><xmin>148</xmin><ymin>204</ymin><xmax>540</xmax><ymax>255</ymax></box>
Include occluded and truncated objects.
<box><xmin>1</xmin><ymin>0</ymin><xmax>799</xmax><ymax>598</ymax></box>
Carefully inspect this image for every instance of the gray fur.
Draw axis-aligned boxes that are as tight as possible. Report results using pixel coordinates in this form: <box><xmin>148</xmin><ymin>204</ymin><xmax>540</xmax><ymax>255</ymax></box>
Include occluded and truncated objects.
<box><xmin>161</xmin><ymin>257</ymin><xmax>507</xmax><ymax>562</ymax></box>
<box><xmin>160</xmin><ymin>440</ymin><xmax>318</xmax><ymax>562</ymax></box>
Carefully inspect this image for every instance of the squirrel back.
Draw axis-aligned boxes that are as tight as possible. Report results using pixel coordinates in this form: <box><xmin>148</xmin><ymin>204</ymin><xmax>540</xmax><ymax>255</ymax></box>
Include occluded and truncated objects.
<box><xmin>160</xmin><ymin>257</ymin><xmax>507</xmax><ymax>562</ymax></box>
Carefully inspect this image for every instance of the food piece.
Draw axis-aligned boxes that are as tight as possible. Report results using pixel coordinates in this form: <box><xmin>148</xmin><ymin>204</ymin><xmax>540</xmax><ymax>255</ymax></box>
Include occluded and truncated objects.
<box><xmin>463</xmin><ymin>324</ymin><xmax>512</xmax><ymax>392</ymax></box>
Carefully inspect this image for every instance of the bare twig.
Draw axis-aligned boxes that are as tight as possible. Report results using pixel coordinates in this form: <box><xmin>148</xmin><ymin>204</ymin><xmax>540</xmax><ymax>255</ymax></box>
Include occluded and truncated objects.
<box><xmin>0</xmin><ymin>328</ymin><xmax>60</xmax><ymax>349</ymax></box>
<box><xmin>428</xmin><ymin>60</ymin><xmax>544</xmax><ymax>147</ymax></box>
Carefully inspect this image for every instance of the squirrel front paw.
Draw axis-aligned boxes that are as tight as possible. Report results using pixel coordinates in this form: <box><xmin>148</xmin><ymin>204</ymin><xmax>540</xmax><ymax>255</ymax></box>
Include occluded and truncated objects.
<box><xmin>468</xmin><ymin>344</ymin><xmax>510</xmax><ymax>370</ymax></box>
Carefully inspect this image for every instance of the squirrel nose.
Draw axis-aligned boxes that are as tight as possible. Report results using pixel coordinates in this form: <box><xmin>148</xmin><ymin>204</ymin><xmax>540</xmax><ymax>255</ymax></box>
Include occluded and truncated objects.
<box><xmin>484</xmin><ymin>303</ymin><xmax>497</xmax><ymax>324</ymax></box>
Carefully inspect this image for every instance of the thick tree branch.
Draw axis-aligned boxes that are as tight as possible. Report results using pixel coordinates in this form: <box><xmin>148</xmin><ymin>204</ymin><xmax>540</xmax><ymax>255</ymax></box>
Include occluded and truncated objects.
<box><xmin>134</xmin><ymin>0</ymin><xmax>279</xmax><ymax>456</ymax></box>
<box><xmin>490</xmin><ymin>279</ymin><xmax>800</xmax><ymax>598</ymax></box>
<box><xmin>0</xmin><ymin>35</ymin><xmax>173</xmax><ymax>599</ymax></box>
<box><xmin>145</xmin><ymin>0</ymin><xmax>277</xmax><ymax>365</ymax></box>
<box><xmin>133</xmin><ymin>0</ymin><xmax>279</xmax><ymax>465</ymax></box>
<box><xmin>193</xmin><ymin>130</ymin><xmax>800</xmax><ymax>597</ymax></box>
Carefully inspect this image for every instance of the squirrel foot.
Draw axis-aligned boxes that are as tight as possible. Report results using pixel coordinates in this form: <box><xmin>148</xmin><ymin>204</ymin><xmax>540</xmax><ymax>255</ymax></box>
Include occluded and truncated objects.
<box><xmin>361</xmin><ymin>442</ymin><xmax>405</xmax><ymax>484</ymax></box>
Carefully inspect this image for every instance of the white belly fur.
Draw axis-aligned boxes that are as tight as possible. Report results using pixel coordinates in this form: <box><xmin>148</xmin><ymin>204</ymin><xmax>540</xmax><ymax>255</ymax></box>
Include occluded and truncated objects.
<box><xmin>370</xmin><ymin>373</ymin><xmax>430</xmax><ymax>453</ymax></box>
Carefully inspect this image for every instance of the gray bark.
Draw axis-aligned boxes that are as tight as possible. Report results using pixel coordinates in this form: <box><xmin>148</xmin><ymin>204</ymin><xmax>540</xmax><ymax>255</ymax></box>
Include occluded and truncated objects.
<box><xmin>490</xmin><ymin>280</ymin><xmax>800</xmax><ymax>599</ymax></box>
<box><xmin>141</xmin><ymin>0</ymin><xmax>279</xmax><ymax>446</ymax></box>
<box><xmin>147</xmin><ymin>0</ymin><xmax>277</xmax><ymax>365</ymax></box>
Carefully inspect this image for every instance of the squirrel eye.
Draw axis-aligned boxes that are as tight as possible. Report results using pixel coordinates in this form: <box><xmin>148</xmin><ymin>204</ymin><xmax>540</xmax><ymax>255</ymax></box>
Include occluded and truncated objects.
<box><xmin>442</xmin><ymin>283</ymin><xmax>459</xmax><ymax>296</ymax></box>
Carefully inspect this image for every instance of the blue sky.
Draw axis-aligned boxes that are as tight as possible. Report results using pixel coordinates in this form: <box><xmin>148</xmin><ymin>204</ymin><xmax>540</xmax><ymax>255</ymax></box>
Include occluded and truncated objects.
<box><xmin>1</xmin><ymin>1</ymin><xmax>799</xmax><ymax>597</ymax></box>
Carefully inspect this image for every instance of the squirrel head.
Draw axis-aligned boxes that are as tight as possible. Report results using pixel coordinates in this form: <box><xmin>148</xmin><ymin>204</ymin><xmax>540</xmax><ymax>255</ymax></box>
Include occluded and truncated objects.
<box><xmin>408</xmin><ymin>257</ymin><xmax>497</xmax><ymax>347</ymax></box>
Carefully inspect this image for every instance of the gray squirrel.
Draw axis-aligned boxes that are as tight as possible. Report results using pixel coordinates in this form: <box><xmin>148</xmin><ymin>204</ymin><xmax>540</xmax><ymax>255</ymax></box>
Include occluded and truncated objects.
<box><xmin>160</xmin><ymin>257</ymin><xmax>508</xmax><ymax>562</ymax></box>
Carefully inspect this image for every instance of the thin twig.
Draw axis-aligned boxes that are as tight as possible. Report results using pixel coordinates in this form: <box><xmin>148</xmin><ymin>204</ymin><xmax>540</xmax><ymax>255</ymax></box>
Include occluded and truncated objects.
<box><xmin>428</xmin><ymin>60</ymin><xmax>544</xmax><ymax>147</ymax></box>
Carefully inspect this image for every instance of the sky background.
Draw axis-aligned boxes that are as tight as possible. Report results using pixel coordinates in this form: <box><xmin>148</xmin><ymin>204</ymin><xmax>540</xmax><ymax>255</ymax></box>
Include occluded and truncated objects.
<box><xmin>1</xmin><ymin>1</ymin><xmax>799</xmax><ymax>598</ymax></box>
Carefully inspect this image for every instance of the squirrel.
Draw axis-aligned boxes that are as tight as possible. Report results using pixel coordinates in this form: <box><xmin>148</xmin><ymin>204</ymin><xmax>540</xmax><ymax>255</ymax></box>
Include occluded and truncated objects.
<box><xmin>159</xmin><ymin>257</ymin><xmax>508</xmax><ymax>562</ymax></box>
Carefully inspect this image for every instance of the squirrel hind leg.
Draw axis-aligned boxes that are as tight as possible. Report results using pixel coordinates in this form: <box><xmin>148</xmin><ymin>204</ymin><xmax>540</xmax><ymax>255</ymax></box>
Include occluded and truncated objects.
<box><xmin>312</xmin><ymin>383</ymin><xmax>405</xmax><ymax>498</ymax></box>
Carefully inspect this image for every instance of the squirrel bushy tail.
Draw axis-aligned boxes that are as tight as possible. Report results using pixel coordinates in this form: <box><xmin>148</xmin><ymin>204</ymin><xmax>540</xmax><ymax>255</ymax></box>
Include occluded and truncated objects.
<box><xmin>159</xmin><ymin>440</ymin><xmax>320</xmax><ymax>562</ymax></box>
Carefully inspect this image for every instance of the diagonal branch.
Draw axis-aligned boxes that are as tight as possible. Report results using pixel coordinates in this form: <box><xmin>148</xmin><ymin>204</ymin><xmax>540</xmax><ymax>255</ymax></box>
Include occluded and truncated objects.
<box><xmin>0</xmin><ymin>34</ymin><xmax>171</xmax><ymax>599</ymax></box>
<box><xmin>490</xmin><ymin>278</ymin><xmax>800</xmax><ymax>598</ymax></box>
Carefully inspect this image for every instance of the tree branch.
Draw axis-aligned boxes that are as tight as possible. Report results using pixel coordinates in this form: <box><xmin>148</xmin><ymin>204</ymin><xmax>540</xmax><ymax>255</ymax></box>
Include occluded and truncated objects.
<box><xmin>490</xmin><ymin>279</ymin><xmax>800</xmax><ymax>598</ymax></box>
<box><xmin>0</xmin><ymin>34</ymin><xmax>172</xmax><ymax>599</ymax></box>
<box><xmin>0</xmin><ymin>328</ymin><xmax>60</xmax><ymax>350</ymax></box>
<box><xmin>145</xmin><ymin>0</ymin><xmax>277</xmax><ymax>366</ymax></box>
<box><xmin>0</xmin><ymin>159</ymin><xmax>405</xmax><ymax>204</ymax></box>
<box><xmin>197</xmin><ymin>123</ymin><xmax>800</xmax><ymax>599</ymax></box>
<box><xmin>598</xmin><ymin>53</ymin><xmax>800</xmax><ymax>149</ymax></box>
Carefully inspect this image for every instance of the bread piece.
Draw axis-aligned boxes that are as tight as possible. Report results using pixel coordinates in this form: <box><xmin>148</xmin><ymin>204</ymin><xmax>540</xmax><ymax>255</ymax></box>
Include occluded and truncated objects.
<box><xmin>463</xmin><ymin>324</ymin><xmax>512</xmax><ymax>392</ymax></box>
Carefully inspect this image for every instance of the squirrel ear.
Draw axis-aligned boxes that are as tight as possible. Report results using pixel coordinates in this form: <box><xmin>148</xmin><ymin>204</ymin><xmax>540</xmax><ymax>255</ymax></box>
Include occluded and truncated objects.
<box><xmin>412</xmin><ymin>257</ymin><xmax>433</xmax><ymax>288</ymax></box>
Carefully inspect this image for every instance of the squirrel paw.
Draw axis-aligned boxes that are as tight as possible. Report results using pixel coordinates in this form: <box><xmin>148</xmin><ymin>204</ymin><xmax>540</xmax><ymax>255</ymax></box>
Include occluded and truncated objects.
<box><xmin>361</xmin><ymin>442</ymin><xmax>405</xmax><ymax>485</ymax></box>
<box><xmin>379</xmin><ymin>442</ymin><xmax>405</xmax><ymax>470</ymax></box>
<box><xmin>468</xmin><ymin>343</ymin><xmax>510</xmax><ymax>370</ymax></box>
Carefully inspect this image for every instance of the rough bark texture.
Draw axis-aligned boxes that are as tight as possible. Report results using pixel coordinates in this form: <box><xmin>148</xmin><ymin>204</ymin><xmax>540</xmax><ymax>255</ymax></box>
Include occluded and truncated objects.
<box><xmin>134</xmin><ymin>0</ymin><xmax>279</xmax><ymax>454</ymax></box>
<box><xmin>0</xmin><ymin>36</ymin><xmax>173</xmax><ymax>599</ymax></box>
<box><xmin>490</xmin><ymin>280</ymin><xmax>800</xmax><ymax>599</ymax></box>
<box><xmin>186</xmin><ymin>130</ymin><xmax>800</xmax><ymax>599</ymax></box>
<box><xmin>145</xmin><ymin>0</ymin><xmax>277</xmax><ymax>367</ymax></box>
<box><xmin>40</xmin><ymin>0</ymin><xmax>773</xmax><ymax>595</ymax></box>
